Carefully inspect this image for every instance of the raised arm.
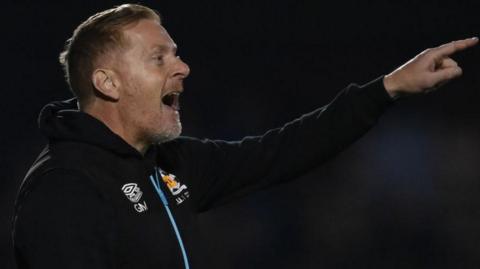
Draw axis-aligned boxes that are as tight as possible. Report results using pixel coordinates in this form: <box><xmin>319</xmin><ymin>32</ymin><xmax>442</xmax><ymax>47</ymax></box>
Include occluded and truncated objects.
<box><xmin>158</xmin><ymin>37</ymin><xmax>478</xmax><ymax>211</ymax></box>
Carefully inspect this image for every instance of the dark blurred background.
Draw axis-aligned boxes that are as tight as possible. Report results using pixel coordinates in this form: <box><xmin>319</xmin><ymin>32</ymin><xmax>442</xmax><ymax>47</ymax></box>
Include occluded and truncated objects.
<box><xmin>2</xmin><ymin>0</ymin><xmax>480</xmax><ymax>268</ymax></box>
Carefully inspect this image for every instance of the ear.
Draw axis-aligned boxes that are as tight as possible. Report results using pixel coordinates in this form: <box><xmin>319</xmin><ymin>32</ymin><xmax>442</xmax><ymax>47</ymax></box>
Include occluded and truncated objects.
<box><xmin>92</xmin><ymin>69</ymin><xmax>120</xmax><ymax>101</ymax></box>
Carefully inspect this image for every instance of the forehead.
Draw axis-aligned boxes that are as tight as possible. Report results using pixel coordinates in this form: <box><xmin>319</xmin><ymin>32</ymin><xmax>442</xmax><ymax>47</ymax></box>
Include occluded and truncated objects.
<box><xmin>122</xmin><ymin>19</ymin><xmax>176</xmax><ymax>52</ymax></box>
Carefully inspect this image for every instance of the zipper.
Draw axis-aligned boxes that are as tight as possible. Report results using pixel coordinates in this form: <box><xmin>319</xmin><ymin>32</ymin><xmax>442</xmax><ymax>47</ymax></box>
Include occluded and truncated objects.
<box><xmin>149</xmin><ymin>168</ymin><xmax>190</xmax><ymax>269</ymax></box>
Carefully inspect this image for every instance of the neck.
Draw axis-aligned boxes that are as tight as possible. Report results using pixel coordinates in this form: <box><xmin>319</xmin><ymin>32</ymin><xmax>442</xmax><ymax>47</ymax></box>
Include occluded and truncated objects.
<box><xmin>82</xmin><ymin>99</ymin><xmax>149</xmax><ymax>155</ymax></box>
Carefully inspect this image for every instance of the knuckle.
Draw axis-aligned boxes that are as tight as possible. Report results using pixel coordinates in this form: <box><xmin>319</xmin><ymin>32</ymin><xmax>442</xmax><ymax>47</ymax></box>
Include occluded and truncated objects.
<box><xmin>422</xmin><ymin>48</ymin><xmax>432</xmax><ymax>54</ymax></box>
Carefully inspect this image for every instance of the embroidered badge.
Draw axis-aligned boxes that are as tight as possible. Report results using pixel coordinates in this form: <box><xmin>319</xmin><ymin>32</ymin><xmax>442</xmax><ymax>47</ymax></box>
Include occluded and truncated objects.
<box><xmin>121</xmin><ymin>183</ymin><xmax>148</xmax><ymax>213</ymax></box>
<box><xmin>121</xmin><ymin>183</ymin><xmax>143</xmax><ymax>202</ymax></box>
<box><xmin>159</xmin><ymin>171</ymin><xmax>189</xmax><ymax>205</ymax></box>
<box><xmin>160</xmin><ymin>172</ymin><xmax>187</xmax><ymax>196</ymax></box>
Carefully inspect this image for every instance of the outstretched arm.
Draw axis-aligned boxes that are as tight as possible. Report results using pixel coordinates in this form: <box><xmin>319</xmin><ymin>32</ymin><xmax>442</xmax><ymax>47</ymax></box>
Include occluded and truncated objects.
<box><xmin>160</xmin><ymin>37</ymin><xmax>478</xmax><ymax>211</ymax></box>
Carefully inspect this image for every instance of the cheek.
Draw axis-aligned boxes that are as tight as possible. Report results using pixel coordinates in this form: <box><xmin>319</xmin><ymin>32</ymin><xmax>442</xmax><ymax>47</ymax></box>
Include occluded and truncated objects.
<box><xmin>122</xmin><ymin>83</ymin><xmax>161</xmax><ymax>120</ymax></box>
<box><xmin>139</xmin><ymin>96</ymin><xmax>162</xmax><ymax>119</ymax></box>
<box><xmin>120</xmin><ymin>67</ymin><xmax>168</xmax><ymax>117</ymax></box>
<box><xmin>141</xmin><ymin>72</ymin><xmax>167</xmax><ymax>99</ymax></box>
<box><xmin>120</xmin><ymin>72</ymin><xmax>143</xmax><ymax>98</ymax></box>
<box><xmin>126</xmin><ymin>76</ymin><xmax>162</xmax><ymax>104</ymax></box>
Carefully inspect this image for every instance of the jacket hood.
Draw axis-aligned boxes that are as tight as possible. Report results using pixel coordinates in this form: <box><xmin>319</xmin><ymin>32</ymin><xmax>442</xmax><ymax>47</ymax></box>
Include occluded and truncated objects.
<box><xmin>38</xmin><ymin>98</ymin><xmax>151</xmax><ymax>158</ymax></box>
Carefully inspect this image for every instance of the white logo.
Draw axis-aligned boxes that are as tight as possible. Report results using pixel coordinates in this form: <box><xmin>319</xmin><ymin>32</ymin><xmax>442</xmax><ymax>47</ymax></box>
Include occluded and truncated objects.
<box><xmin>134</xmin><ymin>201</ymin><xmax>148</xmax><ymax>213</ymax></box>
<box><xmin>122</xmin><ymin>183</ymin><xmax>143</xmax><ymax>203</ymax></box>
<box><xmin>121</xmin><ymin>183</ymin><xmax>148</xmax><ymax>213</ymax></box>
<box><xmin>171</xmin><ymin>184</ymin><xmax>188</xmax><ymax>196</ymax></box>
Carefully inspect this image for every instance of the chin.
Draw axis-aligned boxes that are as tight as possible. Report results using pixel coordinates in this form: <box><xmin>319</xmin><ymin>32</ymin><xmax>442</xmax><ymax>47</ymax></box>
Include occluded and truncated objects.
<box><xmin>151</xmin><ymin>124</ymin><xmax>182</xmax><ymax>144</ymax></box>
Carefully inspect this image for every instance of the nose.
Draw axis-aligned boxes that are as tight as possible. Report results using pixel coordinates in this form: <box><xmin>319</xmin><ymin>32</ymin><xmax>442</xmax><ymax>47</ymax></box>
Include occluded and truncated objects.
<box><xmin>173</xmin><ymin>56</ymin><xmax>190</xmax><ymax>79</ymax></box>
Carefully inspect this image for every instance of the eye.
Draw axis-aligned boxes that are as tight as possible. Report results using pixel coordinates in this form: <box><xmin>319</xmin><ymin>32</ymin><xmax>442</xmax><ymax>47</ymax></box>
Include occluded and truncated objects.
<box><xmin>154</xmin><ymin>55</ymin><xmax>164</xmax><ymax>65</ymax></box>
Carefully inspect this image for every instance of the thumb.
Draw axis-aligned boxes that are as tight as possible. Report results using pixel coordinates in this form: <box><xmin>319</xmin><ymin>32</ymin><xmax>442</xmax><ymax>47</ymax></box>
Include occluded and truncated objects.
<box><xmin>429</xmin><ymin>66</ymin><xmax>463</xmax><ymax>86</ymax></box>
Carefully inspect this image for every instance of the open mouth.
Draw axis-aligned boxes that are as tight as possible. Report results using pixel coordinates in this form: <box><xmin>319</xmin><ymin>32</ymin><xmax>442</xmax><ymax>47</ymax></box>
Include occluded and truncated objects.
<box><xmin>162</xmin><ymin>92</ymin><xmax>181</xmax><ymax>111</ymax></box>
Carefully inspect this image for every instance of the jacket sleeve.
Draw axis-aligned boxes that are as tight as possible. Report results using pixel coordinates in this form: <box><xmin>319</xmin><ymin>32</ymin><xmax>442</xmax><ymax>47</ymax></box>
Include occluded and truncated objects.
<box><xmin>158</xmin><ymin>77</ymin><xmax>393</xmax><ymax>211</ymax></box>
<box><xmin>13</xmin><ymin>169</ymin><xmax>116</xmax><ymax>269</ymax></box>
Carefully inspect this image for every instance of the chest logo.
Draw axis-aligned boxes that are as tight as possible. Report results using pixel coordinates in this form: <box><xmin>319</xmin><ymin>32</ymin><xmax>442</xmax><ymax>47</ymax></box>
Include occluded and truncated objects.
<box><xmin>121</xmin><ymin>183</ymin><xmax>148</xmax><ymax>213</ymax></box>
<box><xmin>160</xmin><ymin>172</ymin><xmax>188</xmax><ymax>196</ymax></box>
<box><xmin>121</xmin><ymin>183</ymin><xmax>143</xmax><ymax>203</ymax></box>
<box><xmin>159</xmin><ymin>171</ymin><xmax>190</xmax><ymax>205</ymax></box>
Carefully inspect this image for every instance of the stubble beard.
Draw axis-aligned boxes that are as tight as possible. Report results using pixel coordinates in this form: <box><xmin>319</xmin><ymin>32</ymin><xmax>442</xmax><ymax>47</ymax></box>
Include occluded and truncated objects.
<box><xmin>150</xmin><ymin>119</ymin><xmax>182</xmax><ymax>144</ymax></box>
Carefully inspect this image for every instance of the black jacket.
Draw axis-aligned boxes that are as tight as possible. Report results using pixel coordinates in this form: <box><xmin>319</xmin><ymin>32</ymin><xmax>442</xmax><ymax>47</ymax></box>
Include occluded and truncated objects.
<box><xmin>13</xmin><ymin>77</ymin><xmax>392</xmax><ymax>268</ymax></box>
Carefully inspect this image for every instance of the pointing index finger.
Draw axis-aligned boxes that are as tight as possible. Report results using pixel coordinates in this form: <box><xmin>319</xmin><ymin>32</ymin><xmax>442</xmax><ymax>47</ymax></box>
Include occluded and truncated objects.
<box><xmin>432</xmin><ymin>37</ymin><xmax>479</xmax><ymax>58</ymax></box>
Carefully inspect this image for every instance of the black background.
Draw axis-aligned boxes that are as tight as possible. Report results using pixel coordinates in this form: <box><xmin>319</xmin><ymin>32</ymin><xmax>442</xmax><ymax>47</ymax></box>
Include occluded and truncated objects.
<box><xmin>2</xmin><ymin>0</ymin><xmax>480</xmax><ymax>268</ymax></box>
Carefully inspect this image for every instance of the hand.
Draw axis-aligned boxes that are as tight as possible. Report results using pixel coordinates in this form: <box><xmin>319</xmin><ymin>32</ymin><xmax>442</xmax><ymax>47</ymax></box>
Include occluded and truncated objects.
<box><xmin>383</xmin><ymin>37</ymin><xmax>478</xmax><ymax>98</ymax></box>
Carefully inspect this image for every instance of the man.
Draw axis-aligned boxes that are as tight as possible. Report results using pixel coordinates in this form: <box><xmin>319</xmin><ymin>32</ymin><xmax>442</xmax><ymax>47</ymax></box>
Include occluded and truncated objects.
<box><xmin>12</xmin><ymin>3</ymin><xmax>477</xmax><ymax>269</ymax></box>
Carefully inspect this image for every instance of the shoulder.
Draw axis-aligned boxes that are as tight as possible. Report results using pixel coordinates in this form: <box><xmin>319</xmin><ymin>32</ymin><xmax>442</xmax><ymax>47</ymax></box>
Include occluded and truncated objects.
<box><xmin>17</xmin><ymin>167</ymin><xmax>106</xmax><ymax>213</ymax></box>
<box><xmin>158</xmin><ymin>136</ymin><xmax>236</xmax><ymax>153</ymax></box>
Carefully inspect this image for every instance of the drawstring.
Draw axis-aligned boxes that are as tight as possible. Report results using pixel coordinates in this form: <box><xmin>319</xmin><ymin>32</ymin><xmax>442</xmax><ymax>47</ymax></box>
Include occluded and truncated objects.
<box><xmin>149</xmin><ymin>168</ymin><xmax>190</xmax><ymax>269</ymax></box>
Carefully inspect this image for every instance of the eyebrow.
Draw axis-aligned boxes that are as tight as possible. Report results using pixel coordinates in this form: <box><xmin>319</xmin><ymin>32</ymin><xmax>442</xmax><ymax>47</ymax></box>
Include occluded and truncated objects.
<box><xmin>151</xmin><ymin>44</ymin><xmax>177</xmax><ymax>54</ymax></box>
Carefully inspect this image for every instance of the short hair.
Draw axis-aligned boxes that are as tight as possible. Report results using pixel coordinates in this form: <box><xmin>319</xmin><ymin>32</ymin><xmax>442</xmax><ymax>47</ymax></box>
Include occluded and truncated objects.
<box><xmin>59</xmin><ymin>4</ymin><xmax>160</xmax><ymax>105</ymax></box>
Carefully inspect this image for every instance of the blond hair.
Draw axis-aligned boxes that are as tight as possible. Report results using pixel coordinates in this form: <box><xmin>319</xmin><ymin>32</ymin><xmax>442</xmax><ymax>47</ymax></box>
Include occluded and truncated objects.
<box><xmin>59</xmin><ymin>4</ymin><xmax>160</xmax><ymax>104</ymax></box>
